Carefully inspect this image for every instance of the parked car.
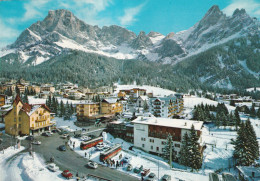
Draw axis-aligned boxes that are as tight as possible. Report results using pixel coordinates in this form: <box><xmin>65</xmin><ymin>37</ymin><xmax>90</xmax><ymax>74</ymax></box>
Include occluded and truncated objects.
<box><xmin>32</xmin><ymin>140</ymin><xmax>41</xmax><ymax>145</ymax></box>
<box><xmin>88</xmin><ymin>135</ymin><xmax>95</xmax><ymax>139</ymax></box>
<box><xmin>161</xmin><ymin>174</ymin><xmax>171</xmax><ymax>181</ymax></box>
<box><xmin>126</xmin><ymin>164</ymin><xmax>133</xmax><ymax>171</ymax></box>
<box><xmin>122</xmin><ymin>156</ymin><xmax>132</xmax><ymax>163</ymax></box>
<box><xmin>141</xmin><ymin>168</ymin><xmax>150</xmax><ymax>177</ymax></box>
<box><xmin>59</xmin><ymin>145</ymin><xmax>66</xmax><ymax>151</ymax></box>
<box><xmin>87</xmin><ymin>161</ymin><xmax>98</xmax><ymax>169</ymax></box>
<box><xmin>47</xmin><ymin>163</ymin><xmax>59</xmax><ymax>172</ymax></box>
<box><xmin>61</xmin><ymin>134</ymin><xmax>69</xmax><ymax>139</ymax></box>
<box><xmin>26</xmin><ymin>136</ymin><xmax>34</xmax><ymax>141</ymax></box>
<box><xmin>42</xmin><ymin>132</ymin><xmax>51</xmax><ymax>137</ymax></box>
<box><xmin>61</xmin><ymin>170</ymin><xmax>73</xmax><ymax>179</ymax></box>
<box><xmin>45</xmin><ymin>131</ymin><xmax>53</xmax><ymax>135</ymax></box>
<box><xmin>74</xmin><ymin>134</ymin><xmax>81</xmax><ymax>138</ymax></box>
<box><xmin>133</xmin><ymin>165</ymin><xmax>143</xmax><ymax>174</ymax></box>
<box><xmin>52</xmin><ymin>129</ymin><xmax>61</xmax><ymax>133</ymax></box>
<box><xmin>145</xmin><ymin>172</ymin><xmax>156</xmax><ymax>181</ymax></box>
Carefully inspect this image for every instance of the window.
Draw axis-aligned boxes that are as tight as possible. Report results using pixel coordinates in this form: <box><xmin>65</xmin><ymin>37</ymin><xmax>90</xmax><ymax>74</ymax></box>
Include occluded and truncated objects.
<box><xmin>149</xmin><ymin>139</ymin><xmax>154</xmax><ymax>143</ymax></box>
<box><xmin>14</xmin><ymin>118</ymin><xmax>16</xmax><ymax>122</ymax></box>
<box><xmin>141</xmin><ymin>137</ymin><xmax>146</xmax><ymax>141</ymax></box>
<box><xmin>156</xmin><ymin>147</ymin><xmax>159</xmax><ymax>151</ymax></box>
<box><xmin>161</xmin><ymin>141</ymin><xmax>166</xmax><ymax>145</ymax></box>
<box><xmin>19</xmin><ymin>124</ymin><xmax>21</xmax><ymax>128</ymax></box>
<box><xmin>19</xmin><ymin>117</ymin><xmax>21</xmax><ymax>122</ymax></box>
<box><xmin>175</xmin><ymin>144</ymin><xmax>180</xmax><ymax>148</ymax></box>
<box><xmin>162</xmin><ymin>148</ymin><xmax>165</xmax><ymax>152</ymax></box>
<box><xmin>151</xmin><ymin>146</ymin><xmax>153</xmax><ymax>150</ymax></box>
<box><xmin>142</xmin><ymin>144</ymin><xmax>145</xmax><ymax>148</ymax></box>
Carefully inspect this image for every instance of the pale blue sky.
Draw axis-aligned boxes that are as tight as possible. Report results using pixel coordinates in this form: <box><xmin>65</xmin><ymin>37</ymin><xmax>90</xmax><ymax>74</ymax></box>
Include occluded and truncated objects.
<box><xmin>0</xmin><ymin>0</ymin><xmax>260</xmax><ymax>48</ymax></box>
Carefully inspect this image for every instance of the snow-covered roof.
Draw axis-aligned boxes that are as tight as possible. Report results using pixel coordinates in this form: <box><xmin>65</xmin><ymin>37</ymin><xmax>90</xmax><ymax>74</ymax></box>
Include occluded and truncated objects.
<box><xmin>28</xmin><ymin>105</ymin><xmax>41</xmax><ymax>116</ymax></box>
<box><xmin>102</xmin><ymin>98</ymin><xmax>118</xmax><ymax>104</ymax></box>
<box><xmin>132</xmin><ymin>117</ymin><xmax>203</xmax><ymax>130</ymax></box>
<box><xmin>236</xmin><ymin>166</ymin><xmax>260</xmax><ymax>181</ymax></box>
<box><xmin>138</xmin><ymin>96</ymin><xmax>149</xmax><ymax>101</ymax></box>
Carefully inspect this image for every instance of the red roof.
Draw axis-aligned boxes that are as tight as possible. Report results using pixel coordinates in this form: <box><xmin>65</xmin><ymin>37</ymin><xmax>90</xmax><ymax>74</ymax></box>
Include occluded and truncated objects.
<box><xmin>13</xmin><ymin>94</ymin><xmax>23</xmax><ymax>105</ymax></box>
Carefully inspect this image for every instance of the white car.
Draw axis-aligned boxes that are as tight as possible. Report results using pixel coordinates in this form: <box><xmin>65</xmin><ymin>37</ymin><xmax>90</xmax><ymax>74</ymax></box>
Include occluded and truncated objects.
<box><xmin>80</xmin><ymin>136</ymin><xmax>90</xmax><ymax>141</ymax></box>
<box><xmin>61</xmin><ymin>134</ymin><xmax>69</xmax><ymax>139</ymax></box>
<box><xmin>45</xmin><ymin>131</ymin><xmax>53</xmax><ymax>135</ymax></box>
<box><xmin>47</xmin><ymin>163</ymin><xmax>59</xmax><ymax>172</ymax></box>
<box><xmin>87</xmin><ymin>161</ymin><xmax>98</xmax><ymax>169</ymax></box>
<box><xmin>32</xmin><ymin>140</ymin><xmax>41</xmax><ymax>145</ymax></box>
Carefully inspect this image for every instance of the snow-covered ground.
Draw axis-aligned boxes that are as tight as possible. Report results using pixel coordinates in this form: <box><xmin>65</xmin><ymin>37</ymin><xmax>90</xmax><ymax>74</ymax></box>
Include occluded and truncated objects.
<box><xmin>183</xmin><ymin>96</ymin><xmax>236</xmax><ymax>119</ymax></box>
<box><xmin>246</xmin><ymin>87</ymin><xmax>260</xmax><ymax>92</ymax></box>
<box><xmin>28</xmin><ymin>96</ymin><xmax>85</xmax><ymax>105</ymax></box>
<box><xmin>114</xmin><ymin>84</ymin><xmax>176</xmax><ymax>97</ymax></box>
<box><xmin>52</xmin><ymin>116</ymin><xmax>82</xmax><ymax>132</ymax></box>
<box><xmin>0</xmin><ymin>146</ymin><xmax>97</xmax><ymax>181</ymax></box>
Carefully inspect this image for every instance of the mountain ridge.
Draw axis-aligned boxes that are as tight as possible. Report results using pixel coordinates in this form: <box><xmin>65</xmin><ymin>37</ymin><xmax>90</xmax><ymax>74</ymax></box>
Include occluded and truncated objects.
<box><xmin>0</xmin><ymin>5</ymin><xmax>260</xmax><ymax>90</ymax></box>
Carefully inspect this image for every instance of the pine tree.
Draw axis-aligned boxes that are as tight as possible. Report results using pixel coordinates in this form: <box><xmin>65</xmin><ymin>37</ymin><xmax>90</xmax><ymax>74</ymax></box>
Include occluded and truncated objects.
<box><xmin>179</xmin><ymin>132</ymin><xmax>190</xmax><ymax>167</ymax></box>
<box><xmin>143</xmin><ymin>100</ymin><xmax>149</xmax><ymax>112</ymax></box>
<box><xmin>257</xmin><ymin>108</ymin><xmax>260</xmax><ymax>119</ymax></box>
<box><xmin>250</xmin><ymin>103</ymin><xmax>256</xmax><ymax>117</ymax></box>
<box><xmin>59</xmin><ymin>100</ymin><xmax>65</xmax><ymax>117</ymax></box>
<box><xmin>233</xmin><ymin>122</ymin><xmax>255</xmax><ymax>166</ymax></box>
<box><xmin>245</xmin><ymin>119</ymin><xmax>259</xmax><ymax>160</ymax></box>
<box><xmin>23</xmin><ymin>93</ymin><xmax>29</xmax><ymax>104</ymax></box>
<box><xmin>15</xmin><ymin>85</ymin><xmax>20</xmax><ymax>95</ymax></box>
<box><xmin>64</xmin><ymin>101</ymin><xmax>71</xmax><ymax>120</ymax></box>
<box><xmin>162</xmin><ymin>134</ymin><xmax>175</xmax><ymax>166</ymax></box>
<box><xmin>234</xmin><ymin>108</ymin><xmax>241</xmax><ymax>130</ymax></box>
<box><xmin>189</xmin><ymin>125</ymin><xmax>202</xmax><ymax>171</ymax></box>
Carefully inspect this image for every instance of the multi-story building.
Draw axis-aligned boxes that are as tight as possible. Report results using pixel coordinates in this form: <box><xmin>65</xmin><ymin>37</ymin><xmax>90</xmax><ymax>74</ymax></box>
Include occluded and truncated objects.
<box><xmin>0</xmin><ymin>94</ymin><xmax>6</xmax><ymax>107</ymax></box>
<box><xmin>76</xmin><ymin>102</ymin><xmax>100</xmax><ymax>121</ymax></box>
<box><xmin>76</xmin><ymin>98</ymin><xmax>123</xmax><ymax>121</ymax></box>
<box><xmin>132</xmin><ymin>116</ymin><xmax>203</xmax><ymax>155</ymax></box>
<box><xmin>149</xmin><ymin>94</ymin><xmax>184</xmax><ymax>118</ymax></box>
<box><xmin>101</xmin><ymin>98</ymin><xmax>123</xmax><ymax>115</ymax></box>
<box><xmin>5</xmin><ymin>95</ymin><xmax>53</xmax><ymax>136</ymax></box>
<box><xmin>27</xmin><ymin>85</ymin><xmax>41</xmax><ymax>94</ymax></box>
<box><xmin>129</xmin><ymin>88</ymin><xmax>146</xmax><ymax>102</ymax></box>
<box><xmin>40</xmin><ymin>84</ymin><xmax>55</xmax><ymax>93</ymax></box>
<box><xmin>136</xmin><ymin>96</ymin><xmax>149</xmax><ymax>107</ymax></box>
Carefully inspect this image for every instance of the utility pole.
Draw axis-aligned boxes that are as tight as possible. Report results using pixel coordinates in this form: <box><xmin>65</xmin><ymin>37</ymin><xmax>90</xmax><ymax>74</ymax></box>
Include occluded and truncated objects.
<box><xmin>158</xmin><ymin>154</ymin><xmax>159</xmax><ymax>181</ymax></box>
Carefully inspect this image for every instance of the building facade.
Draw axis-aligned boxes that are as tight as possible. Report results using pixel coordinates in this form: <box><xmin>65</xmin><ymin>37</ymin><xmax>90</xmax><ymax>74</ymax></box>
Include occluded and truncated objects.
<box><xmin>0</xmin><ymin>94</ymin><xmax>6</xmax><ymax>107</ymax></box>
<box><xmin>149</xmin><ymin>94</ymin><xmax>184</xmax><ymax>118</ymax></box>
<box><xmin>76</xmin><ymin>102</ymin><xmax>100</xmax><ymax>121</ymax></box>
<box><xmin>132</xmin><ymin>117</ymin><xmax>203</xmax><ymax>155</ymax></box>
<box><xmin>5</xmin><ymin>95</ymin><xmax>53</xmax><ymax>136</ymax></box>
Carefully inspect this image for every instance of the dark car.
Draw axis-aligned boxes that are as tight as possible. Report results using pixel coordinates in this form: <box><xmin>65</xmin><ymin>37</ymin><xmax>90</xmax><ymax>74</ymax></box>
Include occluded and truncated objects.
<box><xmin>26</xmin><ymin>136</ymin><xmax>34</xmax><ymax>141</ymax></box>
<box><xmin>74</xmin><ymin>134</ymin><xmax>81</xmax><ymax>138</ymax></box>
<box><xmin>42</xmin><ymin>132</ymin><xmax>51</xmax><ymax>137</ymax></box>
<box><xmin>161</xmin><ymin>174</ymin><xmax>171</xmax><ymax>181</ymax></box>
<box><xmin>146</xmin><ymin>173</ymin><xmax>156</xmax><ymax>181</ymax></box>
<box><xmin>59</xmin><ymin>145</ymin><xmax>66</xmax><ymax>151</ymax></box>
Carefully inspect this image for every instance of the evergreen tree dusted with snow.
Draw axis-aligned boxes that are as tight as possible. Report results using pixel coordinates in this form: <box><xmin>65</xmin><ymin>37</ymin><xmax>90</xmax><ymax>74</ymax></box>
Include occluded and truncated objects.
<box><xmin>257</xmin><ymin>108</ymin><xmax>260</xmax><ymax>119</ymax></box>
<box><xmin>233</xmin><ymin>122</ymin><xmax>255</xmax><ymax>166</ymax></box>
<box><xmin>179</xmin><ymin>132</ymin><xmax>190</xmax><ymax>167</ymax></box>
<box><xmin>189</xmin><ymin>124</ymin><xmax>202</xmax><ymax>171</ymax></box>
<box><xmin>59</xmin><ymin>100</ymin><xmax>65</xmax><ymax>117</ymax></box>
<box><xmin>234</xmin><ymin>107</ymin><xmax>241</xmax><ymax>130</ymax></box>
<box><xmin>245</xmin><ymin>119</ymin><xmax>259</xmax><ymax>160</ymax></box>
<box><xmin>163</xmin><ymin>134</ymin><xmax>175</xmax><ymax>166</ymax></box>
<box><xmin>178</xmin><ymin>125</ymin><xmax>202</xmax><ymax>171</ymax></box>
